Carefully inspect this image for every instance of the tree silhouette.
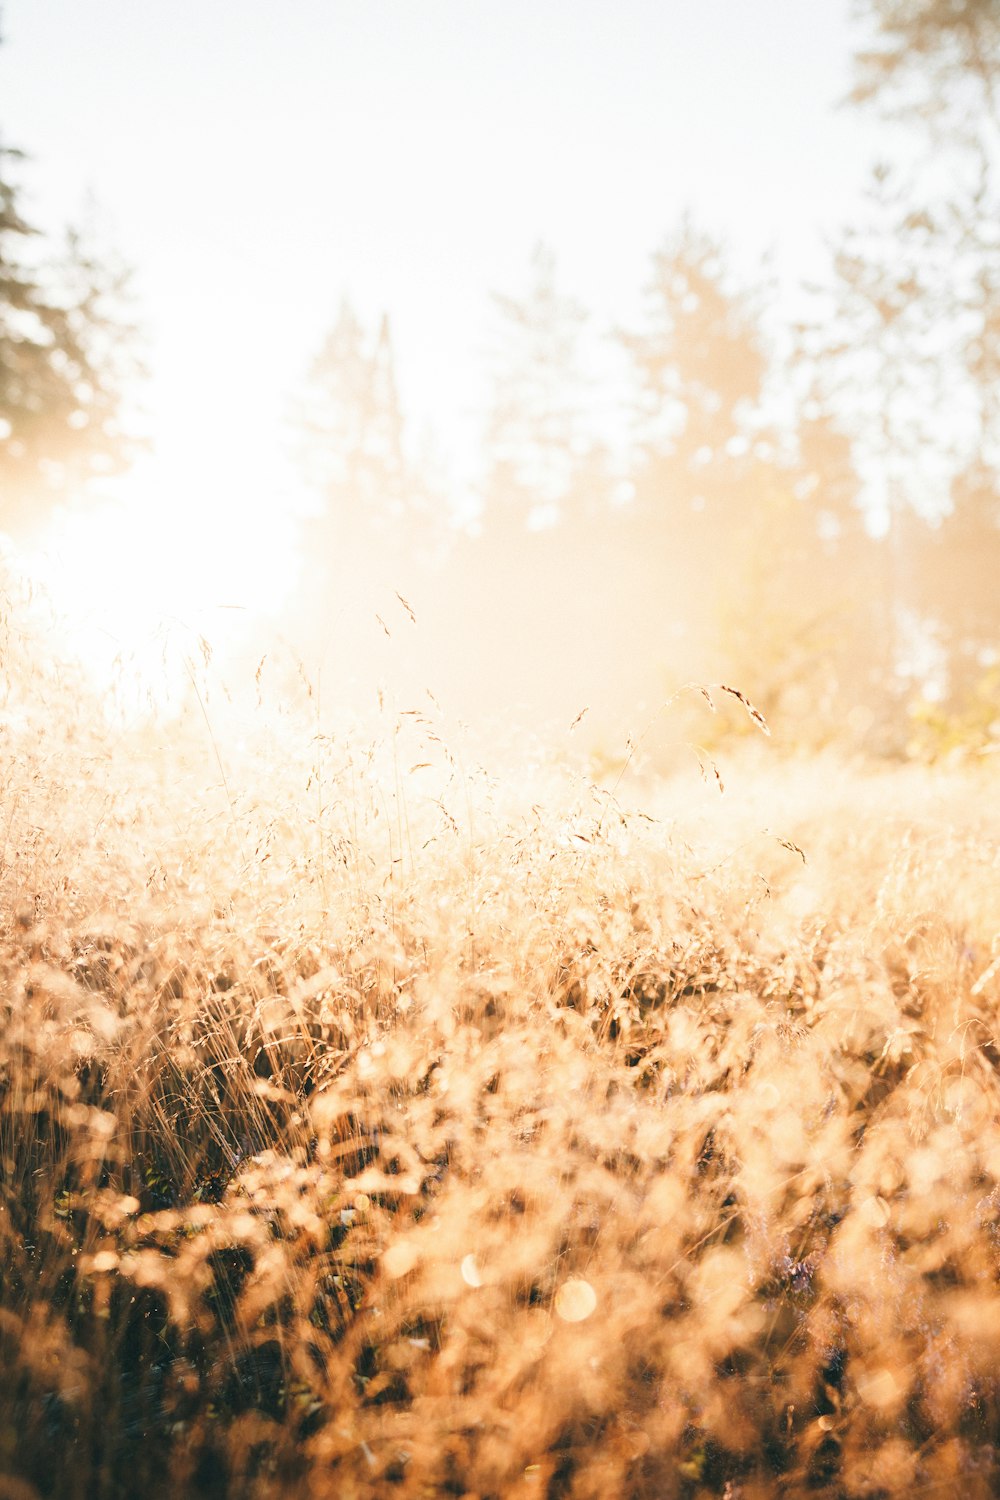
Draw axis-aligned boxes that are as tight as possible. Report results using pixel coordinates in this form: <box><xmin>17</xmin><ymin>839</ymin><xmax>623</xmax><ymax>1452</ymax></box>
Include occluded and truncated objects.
<box><xmin>851</xmin><ymin>0</ymin><xmax>1000</xmax><ymax>138</ymax></box>
<box><xmin>295</xmin><ymin>300</ymin><xmax>409</xmax><ymax>545</ymax></box>
<box><xmin>835</xmin><ymin>0</ymin><xmax>1000</xmax><ymax>710</ymax></box>
<box><xmin>620</xmin><ymin>224</ymin><xmax>767</xmax><ymax>530</ymax></box>
<box><xmin>482</xmin><ymin>244</ymin><xmax>608</xmax><ymax>533</ymax></box>
<box><xmin>0</xmin><ymin>143</ymin><xmax>140</xmax><ymax>534</ymax></box>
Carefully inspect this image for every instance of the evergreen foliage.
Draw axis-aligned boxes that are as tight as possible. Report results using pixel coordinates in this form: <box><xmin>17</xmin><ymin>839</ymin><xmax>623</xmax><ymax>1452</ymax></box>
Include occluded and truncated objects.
<box><xmin>0</xmin><ymin>139</ymin><xmax>140</xmax><ymax>533</ymax></box>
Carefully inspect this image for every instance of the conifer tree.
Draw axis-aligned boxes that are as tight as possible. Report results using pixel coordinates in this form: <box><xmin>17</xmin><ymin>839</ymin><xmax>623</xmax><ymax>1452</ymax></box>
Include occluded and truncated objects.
<box><xmin>828</xmin><ymin>0</ymin><xmax>1000</xmax><ymax>708</ymax></box>
<box><xmin>295</xmin><ymin>300</ymin><xmax>409</xmax><ymax>542</ymax></box>
<box><xmin>483</xmin><ymin>244</ymin><xmax>607</xmax><ymax>532</ymax></box>
<box><xmin>0</xmin><ymin>137</ymin><xmax>140</xmax><ymax>533</ymax></box>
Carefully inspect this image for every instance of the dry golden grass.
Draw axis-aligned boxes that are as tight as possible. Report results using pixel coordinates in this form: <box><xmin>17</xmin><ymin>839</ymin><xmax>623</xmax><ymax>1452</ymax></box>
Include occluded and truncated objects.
<box><xmin>2</xmin><ymin>676</ymin><xmax>1000</xmax><ymax>1499</ymax></box>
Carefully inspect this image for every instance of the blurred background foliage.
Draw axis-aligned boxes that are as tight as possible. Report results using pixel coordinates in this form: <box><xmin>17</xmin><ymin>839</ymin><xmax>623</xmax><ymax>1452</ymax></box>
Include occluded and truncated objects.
<box><xmin>2</xmin><ymin>0</ymin><xmax>1000</xmax><ymax>760</ymax></box>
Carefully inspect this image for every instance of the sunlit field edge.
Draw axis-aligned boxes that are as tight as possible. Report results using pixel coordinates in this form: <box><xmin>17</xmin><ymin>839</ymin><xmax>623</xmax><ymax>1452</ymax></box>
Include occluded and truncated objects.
<box><xmin>2</xmin><ymin>634</ymin><xmax>1000</xmax><ymax>1499</ymax></box>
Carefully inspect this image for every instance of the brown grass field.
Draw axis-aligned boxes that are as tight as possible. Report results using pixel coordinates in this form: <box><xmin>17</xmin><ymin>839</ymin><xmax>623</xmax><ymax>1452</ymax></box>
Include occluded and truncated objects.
<box><xmin>2</xmin><ymin>678</ymin><xmax>1000</xmax><ymax>1499</ymax></box>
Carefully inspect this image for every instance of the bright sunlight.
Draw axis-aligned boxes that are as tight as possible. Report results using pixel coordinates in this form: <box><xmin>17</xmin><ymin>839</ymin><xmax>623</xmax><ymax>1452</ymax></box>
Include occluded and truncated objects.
<box><xmin>1</xmin><ymin>3</ymin><xmax>999</xmax><ymax>1499</ymax></box>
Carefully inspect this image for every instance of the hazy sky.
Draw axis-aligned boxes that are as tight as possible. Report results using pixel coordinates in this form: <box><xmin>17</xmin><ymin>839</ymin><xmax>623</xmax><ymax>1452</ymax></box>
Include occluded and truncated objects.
<box><xmin>1</xmin><ymin>0</ymin><xmax>884</xmax><ymax>677</ymax></box>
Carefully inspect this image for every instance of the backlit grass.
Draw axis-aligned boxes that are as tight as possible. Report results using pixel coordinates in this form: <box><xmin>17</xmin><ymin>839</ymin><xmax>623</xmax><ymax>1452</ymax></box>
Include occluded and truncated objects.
<box><xmin>2</xmin><ymin>681</ymin><xmax>999</xmax><ymax>1498</ymax></box>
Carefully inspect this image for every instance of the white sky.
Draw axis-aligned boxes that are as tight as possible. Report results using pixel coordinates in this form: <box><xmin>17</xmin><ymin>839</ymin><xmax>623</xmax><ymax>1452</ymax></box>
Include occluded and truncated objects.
<box><xmin>0</xmin><ymin>0</ymin><xmax>885</xmax><ymax>686</ymax></box>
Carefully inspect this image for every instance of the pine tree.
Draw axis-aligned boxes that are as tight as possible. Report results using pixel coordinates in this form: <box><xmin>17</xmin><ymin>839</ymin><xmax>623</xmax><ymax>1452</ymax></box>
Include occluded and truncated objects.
<box><xmin>295</xmin><ymin>299</ymin><xmax>409</xmax><ymax>544</ymax></box>
<box><xmin>834</xmin><ymin>0</ymin><xmax>1000</xmax><ymax>708</ymax></box>
<box><xmin>0</xmin><ymin>141</ymin><xmax>140</xmax><ymax>534</ymax></box>
<box><xmin>482</xmin><ymin>244</ymin><xmax>608</xmax><ymax>533</ymax></box>
<box><xmin>619</xmin><ymin>224</ymin><xmax>767</xmax><ymax>531</ymax></box>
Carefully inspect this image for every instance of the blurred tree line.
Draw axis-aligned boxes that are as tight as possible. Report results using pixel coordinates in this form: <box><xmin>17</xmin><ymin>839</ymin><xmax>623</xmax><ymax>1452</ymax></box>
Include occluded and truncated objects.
<box><xmin>288</xmin><ymin>0</ymin><xmax>1000</xmax><ymax>754</ymax></box>
<box><xmin>2</xmin><ymin>2</ymin><xmax>998</xmax><ymax>755</ymax></box>
<box><xmin>0</xmin><ymin>103</ymin><xmax>140</xmax><ymax>536</ymax></box>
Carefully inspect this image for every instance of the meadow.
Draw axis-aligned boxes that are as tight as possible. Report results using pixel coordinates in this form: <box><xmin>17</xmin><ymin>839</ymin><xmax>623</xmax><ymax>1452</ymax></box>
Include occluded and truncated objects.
<box><xmin>2</xmin><ymin>667</ymin><xmax>1000</xmax><ymax>1499</ymax></box>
